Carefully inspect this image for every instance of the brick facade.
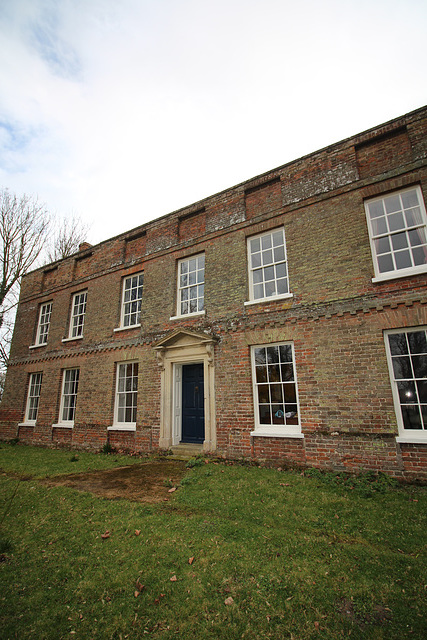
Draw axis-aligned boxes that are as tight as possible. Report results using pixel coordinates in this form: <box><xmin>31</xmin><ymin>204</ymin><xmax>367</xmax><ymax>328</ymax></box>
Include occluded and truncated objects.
<box><xmin>1</xmin><ymin>106</ymin><xmax>427</xmax><ymax>480</ymax></box>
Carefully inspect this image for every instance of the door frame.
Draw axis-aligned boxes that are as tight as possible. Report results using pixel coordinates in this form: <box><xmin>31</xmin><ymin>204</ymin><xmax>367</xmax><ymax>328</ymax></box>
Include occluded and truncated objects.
<box><xmin>154</xmin><ymin>329</ymin><xmax>217</xmax><ymax>451</ymax></box>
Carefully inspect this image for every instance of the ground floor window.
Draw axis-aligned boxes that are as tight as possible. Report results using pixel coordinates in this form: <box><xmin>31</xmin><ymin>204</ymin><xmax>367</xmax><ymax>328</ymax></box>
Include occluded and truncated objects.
<box><xmin>114</xmin><ymin>362</ymin><xmax>138</xmax><ymax>426</ymax></box>
<box><xmin>251</xmin><ymin>342</ymin><xmax>300</xmax><ymax>435</ymax></box>
<box><xmin>385</xmin><ymin>327</ymin><xmax>427</xmax><ymax>440</ymax></box>
<box><xmin>59</xmin><ymin>369</ymin><xmax>80</xmax><ymax>425</ymax></box>
<box><xmin>25</xmin><ymin>372</ymin><xmax>43</xmax><ymax>423</ymax></box>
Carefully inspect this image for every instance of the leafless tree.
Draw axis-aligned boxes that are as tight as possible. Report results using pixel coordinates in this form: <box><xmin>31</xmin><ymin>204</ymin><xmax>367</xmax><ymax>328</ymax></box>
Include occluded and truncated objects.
<box><xmin>0</xmin><ymin>189</ymin><xmax>50</xmax><ymax>321</ymax></box>
<box><xmin>0</xmin><ymin>189</ymin><xmax>50</xmax><ymax>375</ymax></box>
<box><xmin>0</xmin><ymin>190</ymin><xmax>90</xmax><ymax>376</ymax></box>
<box><xmin>46</xmin><ymin>215</ymin><xmax>90</xmax><ymax>262</ymax></box>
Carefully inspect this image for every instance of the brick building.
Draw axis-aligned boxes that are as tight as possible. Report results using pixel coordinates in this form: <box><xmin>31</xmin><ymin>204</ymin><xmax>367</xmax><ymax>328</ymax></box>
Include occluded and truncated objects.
<box><xmin>1</xmin><ymin>106</ymin><xmax>427</xmax><ymax>480</ymax></box>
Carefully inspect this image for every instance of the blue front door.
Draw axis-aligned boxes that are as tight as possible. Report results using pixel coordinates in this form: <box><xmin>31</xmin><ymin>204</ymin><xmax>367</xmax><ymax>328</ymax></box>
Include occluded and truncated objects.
<box><xmin>182</xmin><ymin>363</ymin><xmax>205</xmax><ymax>443</ymax></box>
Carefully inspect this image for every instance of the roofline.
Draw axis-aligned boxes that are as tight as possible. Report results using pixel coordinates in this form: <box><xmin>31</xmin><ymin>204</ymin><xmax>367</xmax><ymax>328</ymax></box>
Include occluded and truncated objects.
<box><xmin>26</xmin><ymin>103</ymin><xmax>427</xmax><ymax>278</ymax></box>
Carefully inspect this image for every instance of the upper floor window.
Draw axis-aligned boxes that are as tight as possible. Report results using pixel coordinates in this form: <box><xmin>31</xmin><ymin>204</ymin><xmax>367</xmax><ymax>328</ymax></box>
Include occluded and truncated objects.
<box><xmin>365</xmin><ymin>186</ymin><xmax>427</xmax><ymax>281</ymax></box>
<box><xmin>59</xmin><ymin>369</ymin><xmax>80</xmax><ymax>425</ymax></box>
<box><xmin>121</xmin><ymin>273</ymin><xmax>144</xmax><ymax>328</ymax></box>
<box><xmin>251</xmin><ymin>342</ymin><xmax>301</xmax><ymax>436</ymax></box>
<box><xmin>247</xmin><ymin>228</ymin><xmax>290</xmax><ymax>303</ymax></box>
<box><xmin>36</xmin><ymin>302</ymin><xmax>52</xmax><ymax>345</ymax></box>
<box><xmin>69</xmin><ymin>292</ymin><xmax>87</xmax><ymax>339</ymax></box>
<box><xmin>25</xmin><ymin>372</ymin><xmax>43</xmax><ymax>423</ymax></box>
<box><xmin>177</xmin><ymin>254</ymin><xmax>205</xmax><ymax>316</ymax></box>
<box><xmin>385</xmin><ymin>328</ymin><xmax>427</xmax><ymax>442</ymax></box>
<box><xmin>114</xmin><ymin>362</ymin><xmax>138</xmax><ymax>427</ymax></box>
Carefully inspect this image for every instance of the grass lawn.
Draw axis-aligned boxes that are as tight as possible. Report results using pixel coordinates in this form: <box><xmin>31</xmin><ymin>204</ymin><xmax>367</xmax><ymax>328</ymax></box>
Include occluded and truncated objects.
<box><xmin>0</xmin><ymin>444</ymin><xmax>426</xmax><ymax>639</ymax></box>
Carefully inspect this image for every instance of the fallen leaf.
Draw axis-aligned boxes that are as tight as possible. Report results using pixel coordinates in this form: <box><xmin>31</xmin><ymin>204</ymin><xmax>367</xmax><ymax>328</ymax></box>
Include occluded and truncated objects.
<box><xmin>135</xmin><ymin>579</ymin><xmax>144</xmax><ymax>592</ymax></box>
<box><xmin>224</xmin><ymin>596</ymin><xmax>234</xmax><ymax>606</ymax></box>
<box><xmin>168</xmin><ymin>487</ymin><xmax>177</xmax><ymax>493</ymax></box>
<box><xmin>101</xmin><ymin>531</ymin><xmax>110</xmax><ymax>539</ymax></box>
<box><xmin>188</xmin><ymin>556</ymin><xmax>195</xmax><ymax>565</ymax></box>
<box><xmin>134</xmin><ymin>590</ymin><xmax>140</xmax><ymax>598</ymax></box>
<box><xmin>170</xmin><ymin>575</ymin><xmax>177</xmax><ymax>582</ymax></box>
<box><xmin>135</xmin><ymin>530</ymin><xmax>141</xmax><ymax>536</ymax></box>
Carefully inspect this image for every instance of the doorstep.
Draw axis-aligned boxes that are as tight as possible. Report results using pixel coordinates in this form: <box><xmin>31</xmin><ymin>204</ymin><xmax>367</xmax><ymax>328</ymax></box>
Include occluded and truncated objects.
<box><xmin>170</xmin><ymin>443</ymin><xmax>204</xmax><ymax>459</ymax></box>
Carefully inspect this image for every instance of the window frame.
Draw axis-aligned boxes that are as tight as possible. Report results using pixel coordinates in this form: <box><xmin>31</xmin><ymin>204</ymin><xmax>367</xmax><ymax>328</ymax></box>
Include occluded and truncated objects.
<box><xmin>365</xmin><ymin>186</ymin><xmax>427</xmax><ymax>283</ymax></box>
<box><xmin>56</xmin><ymin>368</ymin><xmax>80</xmax><ymax>427</ymax></box>
<box><xmin>384</xmin><ymin>327</ymin><xmax>427</xmax><ymax>443</ymax></box>
<box><xmin>119</xmin><ymin>273</ymin><xmax>144</xmax><ymax>329</ymax></box>
<box><xmin>24</xmin><ymin>372</ymin><xmax>43</xmax><ymax>424</ymax></box>
<box><xmin>110</xmin><ymin>361</ymin><xmax>139</xmax><ymax>431</ymax></box>
<box><xmin>67</xmin><ymin>291</ymin><xmax>87</xmax><ymax>340</ymax></box>
<box><xmin>250</xmin><ymin>341</ymin><xmax>302</xmax><ymax>438</ymax></box>
<box><xmin>245</xmin><ymin>228</ymin><xmax>292</xmax><ymax>305</ymax></box>
<box><xmin>172</xmin><ymin>253</ymin><xmax>205</xmax><ymax>319</ymax></box>
<box><xmin>34</xmin><ymin>302</ymin><xmax>52</xmax><ymax>346</ymax></box>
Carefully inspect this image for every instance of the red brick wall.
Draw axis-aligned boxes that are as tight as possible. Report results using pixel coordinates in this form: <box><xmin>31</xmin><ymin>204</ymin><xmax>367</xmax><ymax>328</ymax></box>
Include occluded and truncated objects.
<box><xmin>1</xmin><ymin>106</ymin><xmax>427</xmax><ymax>480</ymax></box>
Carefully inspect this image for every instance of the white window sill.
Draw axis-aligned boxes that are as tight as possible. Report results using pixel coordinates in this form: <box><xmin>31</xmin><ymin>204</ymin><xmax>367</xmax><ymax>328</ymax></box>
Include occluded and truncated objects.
<box><xmin>29</xmin><ymin>343</ymin><xmax>47</xmax><ymax>350</ymax></box>
<box><xmin>396</xmin><ymin>436</ymin><xmax>427</xmax><ymax>444</ymax></box>
<box><xmin>52</xmin><ymin>423</ymin><xmax>74</xmax><ymax>429</ymax></box>
<box><xmin>113</xmin><ymin>324</ymin><xmax>141</xmax><ymax>333</ymax></box>
<box><xmin>244</xmin><ymin>293</ymin><xmax>293</xmax><ymax>307</ymax></box>
<box><xmin>18</xmin><ymin>422</ymin><xmax>36</xmax><ymax>427</ymax></box>
<box><xmin>62</xmin><ymin>336</ymin><xmax>83</xmax><ymax>343</ymax></box>
<box><xmin>107</xmin><ymin>424</ymin><xmax>136</xmax><ymax>431</ymax></box>
<box><xmin>372</xmin><ymin>264</ymin><xmax>427</xmax><ymax>283</ymax></box>
<box><xmin>170</xmin><ymin>310</ymin><xmax>206</xmax><ymax>321</ymax></box>
<box><xmin>251</xmin><ymin>429</ymin><xmax>303</xmax><ymax>439</ymax></box>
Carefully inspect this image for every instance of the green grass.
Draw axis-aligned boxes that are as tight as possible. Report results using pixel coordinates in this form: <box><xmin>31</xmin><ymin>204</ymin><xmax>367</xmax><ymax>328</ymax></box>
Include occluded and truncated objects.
<box><xmin>0</xmin><ymin>442</ymin><xmax>146</xmax><ymax>478</ymax></box>
<box><xmin>1</xmin><ymin>444</ymin><xmax>426</xmax><ymax>639</ymax></box>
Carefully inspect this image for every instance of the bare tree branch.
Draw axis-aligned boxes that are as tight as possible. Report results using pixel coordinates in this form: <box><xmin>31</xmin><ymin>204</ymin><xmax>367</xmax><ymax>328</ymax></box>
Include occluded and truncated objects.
<box><xmin>0</xmin><ymin>189</ymin><xmax>50</xmax><ymax>311</ymax></box>
<box><xmin>46</xmin><ymin>215</ymin><xmax>90</xmax><ymax>262</ymax></box>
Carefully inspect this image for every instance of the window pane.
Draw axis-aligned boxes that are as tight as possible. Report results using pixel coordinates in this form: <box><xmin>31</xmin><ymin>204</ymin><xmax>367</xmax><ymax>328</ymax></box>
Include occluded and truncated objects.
<box><xmin>283</xmin><ymin>384</ymin><xmax>297</xmax><ymax>403</ymax></box>
<box><xmin>394</xmin><ymin>250</ymin><xmax>412</xmax><ymax>270</ymax></box>
<box><xmin>401</xmin><ymin>189</ymin><xmax>419</xmax><ymax>209</ymax></box>
<box><xmin>258</xmin><ymin>385</ymin><xmax>270</xmax><ymax>404</ymax></box>
<box><xmin>270</xmin><ymin>384</ymin><xmax>283</xmax><ymax>403</ymax></box>
<box><xmin>259</xmin><ymin>405</ymin><xmax>271</xmax><ymax>424</ymax></box>
<box><xmin>375</xmin><ymin>237</ymin><xmax>391</xmax><ymax>254</ymax></box>
<box><xmin>412</xmin><ymin>246</ymin><xmax>427</xmax><ymax>266</ymax></box>
<box><xmin>388</xmin><ymin>333</ymin><xmax>408</xmax><ymax>355</ymax></box>
<box><xmin>417</xmin><ymin>380</ymin><xmax>427</xmax><ymax>403</ymax></box>
<box><xmin>401</xmin><ymin>405</ymin><xmax>422</xmax><ymax>430</ymax></box>
<box><xmin>378</xmin><ymin>254</ymin><xmax>394</xmax><ymax>273</ymax></box>
<box><xmin>254</xmin><ymin>348</ymin><xmax>266</xmax><ymax>365</ymax></box>
<box><xmin>256</xmin><ymin>365</ymin><xmax>267</xmax><ymax>383</ymax></box>
<box><xmin>391</xmin><ymin>233</ymin><xmax>408</xmax><ymax>250</ymax></box>
<box><xmin>408</xmin><ymin>228</ymin><xmax>426</xmax><ymax>246</ymax></box>
<box><xmin>371</xmin><ymin>216</ymin><xmax>387</xmax><ymax>236</ymax></box>
<box><xmin>272</xmin><ymin>405</ymin><xmax>285</xmax><ymax>424</ymax></box>
<box><xmin>392</xmin><ymin>356</ymin><xmax>412</xmax><ymax>380</ymax></box>
<box><xmin>384</xmin><ymin>194</ymin><xmax>401</xmax><ymax>214</ymax></box>
<box><xmin>412</xmin><ymin>355</ymin><xmax>427</xmax><ymax>379</ymax></box>
<box><xmin>281</xmin><ymin>363</ymin><xmax>294</xmax><ymax>381</ymax></box>
<box><xmin>397</xmin><ymin>381</ymin><xmax>417</xmax><ymax>404</ymax></box>
<box><xmin>277</xmin><ymin>279</ymin><xmax>288</xmax><ymax>295</ymax></box>
<box><xmin>368</xmin><ymin>200</ymin><xmax>385</xmax><ymax>218</ymax></box>
<box><xmin>408</xmin><ymin>331</ymin><xmax>427</xmax><ymax>354</ymax></box>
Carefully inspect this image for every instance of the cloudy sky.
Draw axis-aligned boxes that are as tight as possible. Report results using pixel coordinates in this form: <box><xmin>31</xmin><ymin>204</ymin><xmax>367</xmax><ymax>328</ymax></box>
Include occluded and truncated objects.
<box><xmin>0</xmin><ymin>0</ymin><xmax>426</xmax><ymax>245</ymax></box>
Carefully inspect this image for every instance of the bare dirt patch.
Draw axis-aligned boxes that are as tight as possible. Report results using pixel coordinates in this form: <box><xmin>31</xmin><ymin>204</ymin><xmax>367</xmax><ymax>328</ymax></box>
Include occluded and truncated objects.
<box><xmin>42</xmin><ymin>459</ymin><xmax>188</xmax><ymax>503</ymax></box>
